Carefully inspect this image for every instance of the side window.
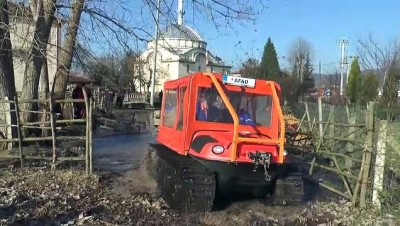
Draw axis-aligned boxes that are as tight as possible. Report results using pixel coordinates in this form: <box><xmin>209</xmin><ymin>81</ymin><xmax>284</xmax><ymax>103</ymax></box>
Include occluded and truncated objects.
<box><xmin>162</xmin><ymin>89</ymin><xmax>177</xmax><ymax>128</ymax></box>
<box><xmin>255</xmin><ymin>95</ymin><xmax>272</xmax><ymax>127</ymax></box>
<box><xmin>177</xmin><ymin>86</ymin><xmax>187</xmax><ymax>131</ymax></box>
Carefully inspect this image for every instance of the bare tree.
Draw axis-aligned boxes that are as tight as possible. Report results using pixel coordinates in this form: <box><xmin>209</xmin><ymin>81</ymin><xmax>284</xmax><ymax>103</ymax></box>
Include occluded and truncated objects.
<box><xmin>52</xmin><ymin>0</ymin><xmax>85</xmax><ymax>100</ymax></box>
<box><xmin>357</xmin><ymin>34</ymin><xmax>400</xmax><ymax>69</ymax></box>
<box><xmin>0</xmin><ymin>1</ymin><xmax>17</xmax><ymax>138</ymax></box>
<box><xmin>288</xmin><ymin>37</ymin><xmax>313</xmax><ymax>83</ymax></box>
<box><xmin>237</xmin><ymin>57</ymin><xmax>260</xmax><ymax>78</ymax></box>
<box><xmin>357</xmin><ymin>34</ymin><xmax>400</xmax><ymax>85</ymax></box>
<box><xmin>357</xmin><ymin>34</ymin><xmax>400</xmax><ymax>114</ymax></box>
<box><xmin>20</xmin><ymin>0</ymin><xmax>57</xmax><ymax>123</ymax></box>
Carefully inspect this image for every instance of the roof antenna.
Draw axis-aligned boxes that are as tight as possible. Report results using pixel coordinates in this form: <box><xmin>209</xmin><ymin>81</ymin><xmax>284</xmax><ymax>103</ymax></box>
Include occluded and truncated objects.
<box><xmin>177</xmin><ymin>0</ymin><xmax>184</xmax><ymax>25</ymax></box>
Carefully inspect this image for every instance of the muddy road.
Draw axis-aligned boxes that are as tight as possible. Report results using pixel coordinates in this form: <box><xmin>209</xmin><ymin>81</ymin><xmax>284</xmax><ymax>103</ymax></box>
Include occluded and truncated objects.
<box><xmin>93</xmin><ymin>131</ymin><xmax>156</xmax><ymax>174</ymax></box>
<box><xmin>89</xmin><ymin>122</ymin><xmax>344</xmax><ymax>225</ymax></box>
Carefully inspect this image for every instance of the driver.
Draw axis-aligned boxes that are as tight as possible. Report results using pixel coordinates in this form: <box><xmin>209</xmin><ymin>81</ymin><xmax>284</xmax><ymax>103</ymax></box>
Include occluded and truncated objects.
<box><xmin>196</xmin><ymin>92</ymin><xmax>209</xmax><ymax>121</ymax></box>
<box><xmin>208</xmin><ymin>96</ymin><xmax>224</xmax><ymax>122</ymax></box>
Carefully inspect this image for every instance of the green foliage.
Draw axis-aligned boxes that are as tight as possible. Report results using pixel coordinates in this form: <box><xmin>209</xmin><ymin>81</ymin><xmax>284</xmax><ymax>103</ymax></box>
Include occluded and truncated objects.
<box><xmin>238</xmin><ymin>58</ymin><xmax>260</xmax><ymax>79</ymax></box>
<box><xmin>361</xmin><ymin>72</ymin><xmax>379</xmax><ymax>104</ymax></box>
<box><xmin>346</xmin><ymin>58</ymin><xmax>362</xmax><ymax>103</ymax></box>
<box><xmin>279</xmin><ymin>73</ymin><xmax>302</xmax><ymax>104</ymax></box>
<box><xmin>288</xmin><ymin>37</ymin><xmax>315</xmax><ymax>96</ymax></box>
<box><xmin>290</xmin><ymin>53</ymin><xmax>314</xmax><ymax>96</ymax></box>
<box><xmin>260</xmin><ymin>37</ymin><xmax>280</xmax><ymax>81</ymax></box>
<box><xmin>299</xmin><ymin>52</ymin><xmax>315</xmax><ymax>95</ymax></box>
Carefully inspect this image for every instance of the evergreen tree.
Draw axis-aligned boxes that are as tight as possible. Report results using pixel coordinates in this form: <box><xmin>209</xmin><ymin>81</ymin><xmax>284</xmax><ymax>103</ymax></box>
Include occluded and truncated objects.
<box><xmin>300</xmin><ymin>52</ymin><xmax>315</xmax><ymax>94</ymax></box>
<box><xmin>346</xmin><ymin>58</ymin><xmax>362</xmax><ymax>103</ymax></box>
<box><xmin>260</xmin><ymin>37</ymin><xmax>280</xmax><ymax>80</ymax></box>
<box><xmin>361</xmin><ymin>72</ymin><xmax>379</xmax><ymax>104</ymax></box>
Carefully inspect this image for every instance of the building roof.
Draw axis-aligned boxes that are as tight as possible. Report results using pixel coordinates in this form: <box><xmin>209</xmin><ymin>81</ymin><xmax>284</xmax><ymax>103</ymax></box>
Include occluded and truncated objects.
<box><xmin>69</xmin><ymin>72</ymin><xmax>92</xmax><ymax>84</ymax></box>
<box><xmin>206</xmin><ymin>50</ymin><xmax>231</xmax><ymax>68</ymax></box>
<box><xmin>161</xmin><ymin>24</ymin><xmax>203</xmax><ymax>41</ymax></box>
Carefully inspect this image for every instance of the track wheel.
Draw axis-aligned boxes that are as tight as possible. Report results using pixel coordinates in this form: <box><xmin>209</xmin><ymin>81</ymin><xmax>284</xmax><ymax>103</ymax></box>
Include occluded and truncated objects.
<box><xmin>152</xmin><ymin>145</ymin><xmax>216</xmax><ymax>212</ymax></box>
<box><xmin>270</xmin><ymin>173</ymin><xmax>304</xmax><ymax>205</ymax></box>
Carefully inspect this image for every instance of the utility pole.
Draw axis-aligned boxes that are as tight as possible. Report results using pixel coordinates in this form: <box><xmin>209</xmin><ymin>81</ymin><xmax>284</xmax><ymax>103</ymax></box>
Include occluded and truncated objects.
<box><xmin>150</xmin><ymin>0</ymin><xmax>161</xmax><ymax>106</ymax></box>
<box><xmin>319</xmin><ymin>61</ymin><xmax>321</xmax><ymax>87</ymax></box>
<box><xmin>339</xmin><ymin>39</ymin><xmax>349</xmax><ymax>96</ymax></box>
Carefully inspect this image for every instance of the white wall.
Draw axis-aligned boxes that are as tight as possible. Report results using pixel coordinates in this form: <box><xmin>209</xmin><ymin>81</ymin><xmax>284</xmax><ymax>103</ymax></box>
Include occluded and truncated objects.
<box><xmin>9</xmin><ymin>19</ymin><xmax>60</xmax><ymax>93</ymax></box>
<box><xmin>140</xmin><ymin>38</ymin><xmax>230</xmax><ymax>95</ymax></box>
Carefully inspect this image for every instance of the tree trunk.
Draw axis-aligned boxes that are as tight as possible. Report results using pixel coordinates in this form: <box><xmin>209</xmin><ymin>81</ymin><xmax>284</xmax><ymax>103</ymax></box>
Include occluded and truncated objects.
<box><xmin>52</xmin><ymin>0</ymin><xmax>85</xmax><ymax>100</ymax></box>
<box><xmin>20</xmin><ymin>0</ymin><xmax>56</xmax><ymax>124</ymax></box>
<box><xmin>40</xmin><ymin>59</ymin><xmax>50</xmax><ymax>99</ymax></box>
<box><xmin>0</xmin><ymin>1</ymin><xmax>17</xmax><ymax>138</ymax></box>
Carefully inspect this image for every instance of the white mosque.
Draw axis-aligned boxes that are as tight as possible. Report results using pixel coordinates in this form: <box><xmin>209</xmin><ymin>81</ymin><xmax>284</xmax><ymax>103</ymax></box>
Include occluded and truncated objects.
<box><xmin>139</xmin><ymin>0</ymin><xmax>232</xmax><ymax>93</ymax></box>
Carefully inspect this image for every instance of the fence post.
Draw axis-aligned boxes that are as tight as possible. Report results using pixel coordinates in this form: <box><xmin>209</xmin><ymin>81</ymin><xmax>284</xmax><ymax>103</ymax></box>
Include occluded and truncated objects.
<box><xmin>304</xmin><ymin>102</ymin><xmax>312</xmax><ymax>131</ymax></box>
<box><xmin>345</xmin><ymin>113</ymin><xmax>356</xmax><ymax>171</ymax></box>
<box><xmin>49</xmin><ymin>92</ymin><xmax>57</xmax><ymax>168</ymax></box>
<box><xmin>309</xmin><ymin>109</ymin><xmax>334</xmax><ymax>175</ymax></box>
<box><xmin>372</xmin><ymin>120</ymin><xmax>387</xmax><ymax>209</ymax></box>
<box><xmin>89</xmin><ymin>98</ymin><xmax>93</xmax><ymax>174</ymax></box>
<box><xmin>360</xmin><ymin>101</ymin><xmax>375</xmax><ymax>208</ymax></box>
<box><xmin>83</xmin><ymin>88</ymin><xmax>89</xmax><ymax>175</ymax></box>
<box><xmin>4</xmin><ymin>97</ymin><xmax>12</xmax><ymax>150</ymax></box>
<box><xmin>14</xmin><ymin>96</ymin><xmax>24</xmax><ymax>167</ymax></box>
<box><xmin>318</xmin><ymin>96</ymin><xmax>323</xmax><ymax>137</ymax></box>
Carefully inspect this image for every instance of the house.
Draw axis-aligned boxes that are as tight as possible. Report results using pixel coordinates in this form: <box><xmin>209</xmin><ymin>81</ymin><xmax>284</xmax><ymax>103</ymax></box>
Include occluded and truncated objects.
<box><xmin>137</xmin><ymin>0</ymin><xmax>232</xmax><ymax>93</ymax></box>
<box><xmin>9</xmin><ymin>2</ymin><xmax>62</xmax><ymax>95</ymax></box>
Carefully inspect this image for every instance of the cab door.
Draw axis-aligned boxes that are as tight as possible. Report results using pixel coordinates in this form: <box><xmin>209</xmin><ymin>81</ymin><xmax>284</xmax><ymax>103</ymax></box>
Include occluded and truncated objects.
<box><xmin>168</xmin><ymin>86</ymin><xmax>187</xmax><ymax>155</ymax></box>
<box><xmin>157</xmin><ymin>86</ymin><xmax>187</xmax><ymax>155</ymax></box>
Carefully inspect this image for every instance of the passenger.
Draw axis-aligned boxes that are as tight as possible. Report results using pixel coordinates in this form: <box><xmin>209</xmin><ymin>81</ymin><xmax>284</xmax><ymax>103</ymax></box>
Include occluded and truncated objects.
<box><xmin>238</xmin><ymin>102</ymin><xmax>255</xmax><ymax>125</ymax></box>
<box><xmin>239</xmin><ymin>109</ymin><xmax>255</xmax><ymax>125</ymax></box>
<box><xmin>196</xmin><ymin>97</ymin><xmax>209</xmax><ymax>121</ymax></box>
<box><xmin>165</xmin><ymin>100</ymin><xmax>173</xmax><ymax>111</ymax></box>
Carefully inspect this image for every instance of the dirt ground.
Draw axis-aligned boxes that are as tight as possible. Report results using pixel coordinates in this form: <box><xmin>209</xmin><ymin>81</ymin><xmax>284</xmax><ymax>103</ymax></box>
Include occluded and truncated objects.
<box><xmin>0</xmin><ymin>109</ymin><xmax>398</xmax><ymax>225</ymax></box>
<box><xmin>1</xmin><ymin>164</ymin><xmax>398</xmax><ymax>226</ymax></box>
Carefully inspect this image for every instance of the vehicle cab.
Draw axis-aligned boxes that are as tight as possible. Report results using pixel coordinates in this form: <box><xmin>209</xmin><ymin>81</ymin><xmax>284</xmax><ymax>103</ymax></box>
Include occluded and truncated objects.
<box><xmin>158</xmin><ymin>72</ymin><xmax>286</xmax><ymax>167</ymax></box>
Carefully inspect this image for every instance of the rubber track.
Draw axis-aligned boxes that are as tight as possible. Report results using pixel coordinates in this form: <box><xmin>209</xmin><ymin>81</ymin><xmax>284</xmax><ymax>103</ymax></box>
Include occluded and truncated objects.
<box><xmin>270</xmin><ymin>173</ymin><xmax>304</xmax><ymax>205</ymax></box>
<box><xmin>151</xmin><ymin>144</ymin><xmax>216</xmax><ymax>212</ymax></box>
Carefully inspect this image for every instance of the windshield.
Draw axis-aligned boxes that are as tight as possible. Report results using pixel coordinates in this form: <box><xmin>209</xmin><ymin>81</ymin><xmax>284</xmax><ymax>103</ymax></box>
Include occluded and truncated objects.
<box><xmin>196</xmin><ymin>86</ymin><xmax>272</xmax><ymax>127</ymax></box>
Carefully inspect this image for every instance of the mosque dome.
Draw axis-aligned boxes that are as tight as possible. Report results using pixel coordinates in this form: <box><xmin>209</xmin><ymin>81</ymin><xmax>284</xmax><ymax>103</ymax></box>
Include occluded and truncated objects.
<box><xmin>161</xmin><ymin>24</ymin><xmax>203</xmax><ymax>42</ymax></box>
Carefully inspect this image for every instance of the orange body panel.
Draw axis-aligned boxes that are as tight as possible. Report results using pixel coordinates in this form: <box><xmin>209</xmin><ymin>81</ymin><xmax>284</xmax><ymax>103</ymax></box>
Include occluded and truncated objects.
<box><xmin>157</xmin><ymin>72</ymin><xmax>286</xmax><ymax>164</ymax></box>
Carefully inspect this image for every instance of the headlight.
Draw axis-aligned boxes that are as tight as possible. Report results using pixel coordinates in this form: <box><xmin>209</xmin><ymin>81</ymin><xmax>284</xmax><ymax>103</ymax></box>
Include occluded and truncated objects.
<box><xmin>212</xmin><ymin>145</ymin><xmax>224</xmax><ymax>154</ymax></box>
<box><xmin>283</xmin><ymin>150</ymin><xmax>288</xmax><ymax>156</ymax></box>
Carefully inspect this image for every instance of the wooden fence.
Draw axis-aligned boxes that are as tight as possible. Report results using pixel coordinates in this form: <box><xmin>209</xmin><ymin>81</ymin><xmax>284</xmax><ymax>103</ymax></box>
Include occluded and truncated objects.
<box><xmin>291</xmin><ymin>97</ymin><xmax>378</xmax><ymax>208</ymax></box>
<box><xmin>0</xmin><ymin>89</ymin><xmax>93</xmax><ymax>174</ymax></box>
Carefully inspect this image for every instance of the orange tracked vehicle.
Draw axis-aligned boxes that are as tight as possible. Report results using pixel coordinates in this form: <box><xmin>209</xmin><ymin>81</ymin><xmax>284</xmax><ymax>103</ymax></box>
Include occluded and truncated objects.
<box><xmin>148</xmin><ymin>72</ymin><xmax>304</xmax><ymax>212</ymax></box>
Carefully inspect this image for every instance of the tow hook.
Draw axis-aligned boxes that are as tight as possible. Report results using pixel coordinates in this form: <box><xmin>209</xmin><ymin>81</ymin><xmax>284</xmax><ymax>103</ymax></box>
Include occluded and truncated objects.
<box><xmin>248</xmin><ymin>151</ymin><xmax>272</xmax><ymax>181</ymax></box>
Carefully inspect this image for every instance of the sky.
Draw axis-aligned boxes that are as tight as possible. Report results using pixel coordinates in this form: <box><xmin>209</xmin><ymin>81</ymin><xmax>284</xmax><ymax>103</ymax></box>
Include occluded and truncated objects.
<box><xmin>87</xmin><ymin>0</ymin><xmax>400</xmax><ymax>73</ymax></box>
<box><xmin>180</xmin><ymin>0</ymin><xmax>400</xmax><ymax>72</ymax></box>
